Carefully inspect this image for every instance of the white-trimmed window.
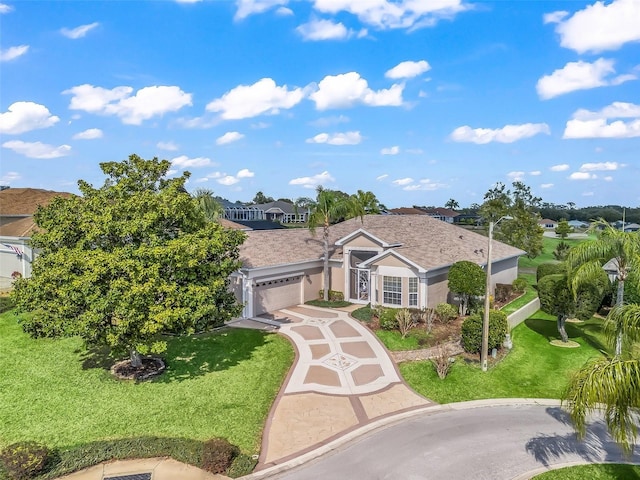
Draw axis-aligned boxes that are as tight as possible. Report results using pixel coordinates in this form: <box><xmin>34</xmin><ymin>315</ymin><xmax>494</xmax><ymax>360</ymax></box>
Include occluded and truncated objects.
<box><xmin>409</xmin><ymin>277</ymin><xmax>418</xmax><ymax>307</ymax></box>
<box><xmin>383</xmin><ymin>276</ymin><xmax>402</xmax><ymax>305</ymax></box>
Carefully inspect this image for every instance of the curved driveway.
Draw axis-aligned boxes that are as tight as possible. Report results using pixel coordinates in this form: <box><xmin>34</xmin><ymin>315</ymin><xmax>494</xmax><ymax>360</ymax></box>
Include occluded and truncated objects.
<box><xmin>267</xmin><ymin>404</ymin><xmax>640</xmax><ymax>480</ymax></box>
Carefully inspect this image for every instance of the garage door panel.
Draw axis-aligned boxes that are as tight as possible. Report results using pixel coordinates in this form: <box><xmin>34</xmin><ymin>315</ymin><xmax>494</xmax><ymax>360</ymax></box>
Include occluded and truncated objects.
<box><xmin>254</xmin><ymin>275</ymin><xmax>302</xmax><ymax>315</ymax></box>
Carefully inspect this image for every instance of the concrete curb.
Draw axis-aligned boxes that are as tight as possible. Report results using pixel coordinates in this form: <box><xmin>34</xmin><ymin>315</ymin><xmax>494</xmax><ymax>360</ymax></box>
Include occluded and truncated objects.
<box><xmin>240</xmin><ymin>398</ymin><xmax>563</xmax><ymax>479</ymax></box>
<box><xmin>511</xmin><ymin>460</ymin><xmax>640</xmax><ymax>480</ymax></box>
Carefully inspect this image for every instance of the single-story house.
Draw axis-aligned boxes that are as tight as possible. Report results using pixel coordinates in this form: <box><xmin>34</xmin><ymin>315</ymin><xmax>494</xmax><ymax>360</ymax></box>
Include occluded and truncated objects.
<box><xmin>415</xmin><ymin>207</ymin><xmax>460</xmax><ymax>224</ymax></box>
<box><xmin>0</xmin><ymin>188</ymin><xmax>72</xmax><ymax>283</ymax></box>
<box><xmin>224</xmin><ymin>200</ymin><xmax>309</xmax><ymax>225</ymax></box>
<box><xmin>232</xmin><ymin>214</ymin><xmax>524</xmax><ymax>318</ymax></box>
<box><xmin>568</xmin><ymin>220</ymin><xmax>589</xmax><ymax>229</ymax></box>
<box><xmin>623</xmin><ymin>223</ymin><xmax>640</xmax><ymax>233</ymax></box>
<box><xmin>538</xmin><ymin>219</ymin><xmax>558</xmax><ymax>229</ymax></box>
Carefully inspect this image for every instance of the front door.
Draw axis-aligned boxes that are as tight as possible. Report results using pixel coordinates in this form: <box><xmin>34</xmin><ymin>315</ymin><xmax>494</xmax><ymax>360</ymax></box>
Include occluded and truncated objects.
<box><xmin>349</xmin><ymin>268</ymin><xmax>370</xmax><ymax>302</ymax></box>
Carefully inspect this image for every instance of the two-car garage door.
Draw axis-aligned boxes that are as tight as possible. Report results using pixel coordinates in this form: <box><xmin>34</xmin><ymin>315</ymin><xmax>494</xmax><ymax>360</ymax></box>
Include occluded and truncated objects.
<box><xmin>254</xmin><ymin>275</ymin><xmax>302</xmax><ymax>315</ymax></box>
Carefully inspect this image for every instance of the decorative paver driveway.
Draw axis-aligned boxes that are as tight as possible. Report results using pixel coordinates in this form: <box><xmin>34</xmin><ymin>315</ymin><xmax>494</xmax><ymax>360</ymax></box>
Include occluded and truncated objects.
<box><xmin>258</xmin><ymin>305</ymin><xmax>432</xmax><ymax>468</ymax></box>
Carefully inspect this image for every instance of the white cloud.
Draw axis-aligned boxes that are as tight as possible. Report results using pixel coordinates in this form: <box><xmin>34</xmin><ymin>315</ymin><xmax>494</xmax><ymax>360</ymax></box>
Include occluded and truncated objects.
<box><xmin>376</xmin><ymin>174</ymin><xmax>388</xmax><ymax>181</ymax></box>
<box><xmin>251</xmin><ymin>121</ymin><xmax>271</xmax><ymax>129</ymax></box>
<box><xmin>403</xmin><ymin>178</ymin><xmax>447</xmax><ymax>191</ymax></box>
<box><xmin>2</xmin><ymin>140</ymin><xmax>71</xmax><ymax>159</ymax></box>
<box><xmin>0</xmin><ymin>171</ymin><xmax>20</xmax><ymax>186</ymax></box>
<box><xmin>196</xmin><ymin>171</ymin><xmax>224</xmax><ymax>183</ymax></box>
<box><xmin>235</xmin><ymin>0</ymin><xmax>289</xmax><ymax>20</ymax></box>
<box><xmin>582</xmin><ymin>191</ymin><xmax>595</xmax><ymax>196</ymax></box>
<box><xmin>64</xmin><ymin>84</ymin><xmax>192</xmax><ymax>125</ymax></box>
<box><xmin>171</xmin><ymin>155</ymin><xmax>214</xmax><ymax>168</ymax></box>
<box><xmin>552</xmin><ymin>0</ymin><xmax>640</xmax><ymax>53</ymax></box>
<box><xmin>218</xmin><ymin>175</ymin><xmax>239</xmax><ymax>186</ymax></box>
<box><xmin>157</xmin><ymin>141</ymin><xmax>179</xmax><ymax>151</ymax></box>
<box><xmin>450</xmin><ymin>123</ymin><xmax>550</xmax><ymax>144</ymax></box>
<box><xmin>540</xmin><ymin>183</ymin><xmax>554</xmax><ymax>189</ymax></box>
<box><xmin>289</xmin><ymin>170</ymin><xmax>335</xmax><ymax>188</ymax></box>
<box><xmin>215</xmin><ymin>168</ymin><xmax>255</xmax><ymax>186</ymax></box>
<box><xmin>237</xmin><ymin>168</ymin><xmax>254</xmax><ymax>178</ymax></box>
<box><xmin>312</xmin><ymin>0</ymin><xmax>468</xmax><ymax>30</ymax></box>
<box><xmin>529</xmin><ymin>170</ymin><xmax>541</xmax><ymax>176</ymax></box>
<box><xmin>0</xmin><ymin>102</ymin><xmax>59</xmax><ymax>134</ymax></box>
<box><xmin>207</xmin><ymin>78</ymin><xmax>304</xmax><ymax>120</ymax></box>
<box><xmin>381</xmin><ymin>146</ymin><xmax>399</xmax><ymax>155</ymax></box>
<box><xmin>216</xmin><ymin>131</ymin><xmax>245</xmax><ymax>145</ymax></box>
<box><xmin>604</xmin><ymin>176</ymin><xmax>614</xmax><ymax>181</ymax></box>
<box><xmin>550</xmin><ymin>164</ymin><xmax>570</xmax><ymax>172</ymax></box>
<box><xmin>543</xmin><ymin>10</ymin><xmax>568</xmax><ymax>24</ymax></box>
<box><xmin>0</xmin><ymin>45</ymin><xmax>29</xmax><ymax>61</ymax></box>
<box><xmin>276</xmin><ymin>6</ymin><xmax>293</xmax><ymax>15</ymax></box>
<box><xmin>536</xmin><ymin>58</ymin><xmax>635</xmax><ymax>100</ymax></box>
<box><xmin>507</xmin><ymin>171</ymin><xmax>526</xmax><ymax>182</ymax></box>
<box><xmin>569</xmin><ymin>172</ymin><xmax>597</xmax><ymax>180</ymax></box>
<box><xmin>309</xmin><ymin>115</ymin><xmax>349</xmax><ymax>127</ymax></box>
<box><xmin>310</xmin><ymin>72</ymin><xmax>403</xmax><ymax>110</ymax></box>
<box><xmin>392</xmin><ymin>177</ymin><xmax>414</xmax><ymax>186</ymax></box>
<box><xmin>579</xmin><ymin>161</ymin><xmax>624</xmax><ymax>171</ymax></box>
<box><xmin>61</xmin><ymin>22</ymin><xmax>99</xmax><ymax>39</ymax></box>
<box><xmin>385</xmin><ymin>60</ymin><xmax>431</xmax><ymax>79</ymax></box>
<box><xmin>297</xmin><ymin>19</ymin><xmax>355</xmax><ymax>41</ymax></box>
<box><xmin>0</xmin><ymin>3</ymin><xmax>14</xmax><ymax>13</ymax></box>
<box><xmin>306</xmin><ymin>131</ymin><xmax>362</xmax><ymax>145</ymax></box>
<box><xmin>72</xmin><ymin>128</ymin><xmax>103</xmax><ymax>140</ymax></box>
<box><xmin>564</xmin><ymin>101</ymin><xmax>640</xmax><ymax>139</ymax></box>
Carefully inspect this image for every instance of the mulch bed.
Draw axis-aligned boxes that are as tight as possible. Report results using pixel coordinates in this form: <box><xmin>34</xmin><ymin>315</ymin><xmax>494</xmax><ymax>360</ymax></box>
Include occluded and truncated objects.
<box><xmin>111</xmin><ymin>357</ymin><xmax>166</xmax><ymax>381</ymax></box>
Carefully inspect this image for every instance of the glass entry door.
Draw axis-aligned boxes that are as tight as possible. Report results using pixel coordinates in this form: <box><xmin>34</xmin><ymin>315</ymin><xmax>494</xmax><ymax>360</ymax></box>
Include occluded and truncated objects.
<box><xmin>350</xmin><ymin>268</ymin><xmax>370</xmax><ymax>301</ymax></box>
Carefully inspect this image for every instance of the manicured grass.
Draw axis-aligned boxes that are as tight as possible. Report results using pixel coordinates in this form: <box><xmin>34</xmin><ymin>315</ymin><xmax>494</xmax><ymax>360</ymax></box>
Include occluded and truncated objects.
<box><xmin>518</xmin><ymin>235</ymin><xmax>594</xmax><ymax>269</ymax></box>
<box><xmin>0</xmin><ymin>310</ymin><xmax>294</xmax><ymax>454</ymax></box>
<box><xmin>305</xmin><ymin>299</ymin><xmax>352</xmax><ymax>308</ymax></box>
<box><xmin>352</xmin><ymin>305</ymin><xmax>373</xmax><ymax>322</ymax></box>
<box><xmin>501</xmin><ymin>286</ymin><xmax>538</xmax><ymax>315</ymax></box>
<box><xmin>400</xmin><ymin>311</ymin><xmax>607</xmax><ymax>403</ymax></box>
<box><xmin>533</xmin><ymin>463</ymin><xmax>640</xmax><ymax>479</ymax></box>
<box><xmin>375</xmin><ymin>329</ymin><xmax>430</xmax><ymax>351</ymax></box>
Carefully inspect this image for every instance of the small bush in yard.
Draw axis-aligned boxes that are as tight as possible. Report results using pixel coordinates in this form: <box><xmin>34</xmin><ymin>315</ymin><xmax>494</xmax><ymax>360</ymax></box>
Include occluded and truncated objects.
<box><xmin>495</xmin><ymin>283</ymin><xmax>513</xmax><ymax>302</ymax></box>
<box><xmin>512</xmin><ymin>278</ymin><xmax>528</xmax><ymax>294</ymax></box>
<box><xmin>418</xmin><ymin>307</ymin><xmax>437</xmax><ymax>333</ymax></box>
<box><xmin>435</xmin><ymin>303</ymin><xmax>457</xmax><ymax>323</ymax></box>
<box><xmin>202</xmin><ymin>437</ymin><xmax>240</xmax><ymax>475</ymax></box>
<box><xmin>396</xmin><ymin>308</ymin><xmax>415</xmax><ymax>338</ymax></box>
<box><xmin>409</xmin><ymin>328</ymin><xmax>431</xmax><ymax>346</ymax></box>
<box><xmin>379</xmin><ymin>308</ymin><xmax>399</xmax><ymax>330</ymax></box>
<box><xmin>460</xmin><ymin>310</ymin><xmax>508</xmax><ymax>354</ymax></box>
<box><xmin>0</xmin><ymin>441</ymin><xmax>54</xmax><ymax>479</ymax></box>
<box><xmin>226</xmin><ymin>453</ymin><xmax>257</xmax><ymax>478</ymax></box>
<box><xmin>431</xmin><ymin>345</ymin><xmax>453</xmax><ymax>379</ymax></box>
<box><xmin>318</xmin><ymin>290</ymin><xmax>344</xmax><ymax>302</ymax></box>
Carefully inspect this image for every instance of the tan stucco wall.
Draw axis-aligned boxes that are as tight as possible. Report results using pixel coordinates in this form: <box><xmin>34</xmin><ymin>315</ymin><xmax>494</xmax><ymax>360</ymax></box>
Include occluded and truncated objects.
<box><xmin>342</xmin><ymin>235</ymin><xmax>380</xmax><ymax>249</ymax></box>
<box><xmin>303</xmin><ymin>266</ymin><xmax>324</xmax><ymax>302</ymax></box>
<box><xmin>490</xmin><ymin>257</ymin><xmax>519</xmax><ymax>291</ymax></box>
<box><xmin>329</xmin><ymin>265</ymin><xmax>345</xmax><ymax>294</ymax></box>
<box><xmin>230</xmin><ymin>276</ymin><xmax>243</xmax><ymax>304</ymax></box>
<box><xmin>374</xmin><ymin>255</ymin><xmax>411</xmax><ymax>268</ymax></box>
<box><xmin>427</xmin><ymin>272</ymin><xmax>449</xmax><ymax>307</ymax></box>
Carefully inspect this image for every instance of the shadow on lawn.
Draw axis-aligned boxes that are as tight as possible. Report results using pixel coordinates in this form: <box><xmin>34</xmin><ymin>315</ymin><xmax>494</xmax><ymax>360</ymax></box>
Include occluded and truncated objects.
<box><xmin>524</xmin><ymin>316</ymin><xmax>609</xmax><ymax>353</ymax></box>
<box><xmin>78</xmin><ymin>328</ymin><xmax>270</xmax><ymax>382</ymax></box>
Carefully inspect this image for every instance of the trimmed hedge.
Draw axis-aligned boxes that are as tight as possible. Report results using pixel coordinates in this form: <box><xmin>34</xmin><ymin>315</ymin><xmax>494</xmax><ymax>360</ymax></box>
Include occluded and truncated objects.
<box><xmin>435</xmin><ymin>303</ymin><xmax>458</xmax><ymax>323</ymax></box>
<box><xmin>461</xmin><ymin>310</ymin><xmax>508</xmax><ymax>354</ymax></box>
<box><xmin>317</xmin><ymin>290</ymin><xmax>344</xmax><ymax>302</ymax></box>
<box><xmin>536</xmin><ymin>262</ymin><xmax>566</xmax><ymax>283</ymax></box>
<box><xmin>512</xmin><ymin>278</ymin><xmax>528</xmax><ymax>294</ymax></box>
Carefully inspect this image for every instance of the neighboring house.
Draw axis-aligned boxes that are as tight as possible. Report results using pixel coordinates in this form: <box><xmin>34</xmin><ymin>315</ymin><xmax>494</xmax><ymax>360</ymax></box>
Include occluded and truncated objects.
<box><xmin>0</xmin><ymin>188</ymin><xmax>72</xmax><ymax>282</ymax></box>
<box><xmin>232</xmin><ymin>215</ymin><xmax>524</xmax><ymax>318</ymax></box>
<box><xmin>388</xmin><ymin>207</ymin><xmax>429</xmax><ymax>216</ymax></box>
<box><xmin>623</xmin><ymin>223</ymin><xmax>640</xmax><ymax>232</ymax></box>
<box><xmin>568</xmin><ymin>220</ymin><xmax>589</xmax><ymax>229</ymax></box>
<box><xmin>538</xmin><ymin>219</ymin><xmax>558</xmax><ymax>229</ymax></box>
<box><xmin>415</xmin><ymin>207</ymin><xmax>460</xmax><ymax>224</ymax></box>
<box><xmin>223</xmin><ymin>200</ymin><xmax>308</xmax><ymax>225</ymax></box>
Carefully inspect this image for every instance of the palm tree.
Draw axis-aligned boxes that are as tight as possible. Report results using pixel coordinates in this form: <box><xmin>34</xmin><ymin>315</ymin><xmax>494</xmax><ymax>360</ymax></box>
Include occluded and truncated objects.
<box><xmin>563</xmin><ymin>303</ymin><xmax>640</xmax><ymax>453</ymax></box>
<box><xmin>566</xmin><ymin>219</ymin><xmax>640</xmax><ymax>355</ymax></box>
<box><xmin>193</xmin><ymin>188</ymin><xmax>223</xmax><ymax>222</ymax></box>
<box><xmin>349</xmin><ymin>190</ymin><xmax>381</xmax><ymax>221</ymax></box>
<box><xmin>445</xmin><ymin>198</ymin><xmax>459</xmax><ymax>210</ymax></box>
<box><xmin>308</xmin><ymin>187</ymin><xmax>351</xmax><ymax>301</ymax></box>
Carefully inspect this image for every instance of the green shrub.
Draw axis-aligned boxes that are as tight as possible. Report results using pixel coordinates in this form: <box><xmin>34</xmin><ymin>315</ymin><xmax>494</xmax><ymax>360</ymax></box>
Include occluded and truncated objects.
<box><xmin>460</xmin><ymin>310</ymin><xmax>508</xmax><ymax>354</ymax></box>
<box><xmin>226</xmin><ymin>453</ymin><xmax>257</xmax><ymax>478</ymax></box>
<box><xmin>379</xmin><ymin>308</ymin><xmax>398</xmax><ymax>330</ymax></box>
<box><xmin>536</xmin><ymin>262</ymin><xmax>566</xmax><ymax>282</ymax></box>
<box><xmin>495</xmin><ymin>283</ymin><xmax>513</xmax><ymax>302</ymax></box>
<box><xmin>201</xmin><ymin>437</ymin><xmax>239</xmax><ymax>475</ymax></box>
<box><xmin>512</xmin><ymin>278</ymin><xmax>528</xmax><ymax>294</ymax></box>
<box><xmin>318</xmin><ymin>290</ymin><xmax>344</xmax><ymax>302</ymax></box>
<box><xmin>351</xmin><ymin>305</ymin><xmax>373</xmax><ymax>322</ymax></box>
<box><xmin>435</xmin><ymin>303</ymin><xmax>458</xmax><ymax>323</ymax></box>
<box><xmin>0</xmin><ymin>442</ymin><xmax>54</xmax><ymax>480</ymax></box>
<box><xmin>0</xmin><ymin>296</ymin><xmax>15</xmax><ymax>314</ymax></box>
<box><xmin>305</xmin><ymin>299</ymin><xmax>351</xmax><ymax>308</ymax></box>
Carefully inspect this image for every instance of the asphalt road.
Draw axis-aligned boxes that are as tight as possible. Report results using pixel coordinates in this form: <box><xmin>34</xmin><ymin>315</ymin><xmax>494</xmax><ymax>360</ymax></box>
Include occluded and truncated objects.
<box><xmin>269</xmin><ymin>405</ymin><xmax>640</xmax><ymax>480</ymax></box>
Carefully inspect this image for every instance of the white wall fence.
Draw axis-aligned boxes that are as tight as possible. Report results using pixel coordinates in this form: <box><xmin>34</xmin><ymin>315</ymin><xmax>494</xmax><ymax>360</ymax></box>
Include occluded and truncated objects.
<box><xmin>507</xmin><ymin>298</ymin><xmax>540</xmax><ymax>329</ymax></box>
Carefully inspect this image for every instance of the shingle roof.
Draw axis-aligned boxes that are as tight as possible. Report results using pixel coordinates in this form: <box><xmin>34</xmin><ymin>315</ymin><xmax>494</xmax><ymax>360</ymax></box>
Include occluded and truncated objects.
<box><xmin>0</xmin><ymin>217</ymin><xmax>37</xmax><ymax>237</ymax></box>
<box><xmin>218</xmin><ymin>218</ymin><xmax>252</xmax><ymax>230</ymax></box>
<box><xmin>389</xmin><ymin>207</ymin><xmax>427</xmax><ymax>215</ymax></box>
<box><xmin>0</xmin><ymin>188</ymin><xmax>73</xmax><ymax>215</ymax></box>
<box><xmin>239</xmin><ymin>214</ymin><xmax>524</xmax><ymax>270</ymax></box>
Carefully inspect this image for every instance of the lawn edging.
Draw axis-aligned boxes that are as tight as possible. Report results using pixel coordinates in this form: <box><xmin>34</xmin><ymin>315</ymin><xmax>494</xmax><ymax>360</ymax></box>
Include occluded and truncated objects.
<box><xmin>507</xmin><ymin>298</ymin><xmax>540</xmax><ymax>329</ymax></box>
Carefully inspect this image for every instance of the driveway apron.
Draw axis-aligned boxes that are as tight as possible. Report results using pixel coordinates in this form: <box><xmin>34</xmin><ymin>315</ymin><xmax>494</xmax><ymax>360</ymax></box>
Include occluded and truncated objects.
<box><xmin>257</xmin><ymin>305</ymin><xmax>432</xmax><ymax>468</ymax></box>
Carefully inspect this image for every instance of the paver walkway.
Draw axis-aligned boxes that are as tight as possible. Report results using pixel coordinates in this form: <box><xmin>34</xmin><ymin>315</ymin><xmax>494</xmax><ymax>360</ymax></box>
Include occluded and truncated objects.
<box><xmin>256</xmin><ymin>305</ymin><xmax>432</xmax><ymax>469</ymax></box>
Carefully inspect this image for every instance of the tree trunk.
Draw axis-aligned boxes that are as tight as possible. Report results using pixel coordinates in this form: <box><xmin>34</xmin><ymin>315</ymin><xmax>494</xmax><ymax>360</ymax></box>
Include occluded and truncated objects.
<box><xmin>557</xmin><ymin>314</ymin><xmax>569</xmax><ymax>343</ymax></box>
<box><xmin>130</xmin><ymin>349</ymin><xmax>142</xmax><ymax>368</ymax></box>
<box><xmin>323</xmin><ymin>222</ymin><xmax>330</xmax><ymax>301</ymax></box>
<box><xmin>615</xmin><ymin>279</ymin><xmax>624</xmax><ymax>355</ymax></box>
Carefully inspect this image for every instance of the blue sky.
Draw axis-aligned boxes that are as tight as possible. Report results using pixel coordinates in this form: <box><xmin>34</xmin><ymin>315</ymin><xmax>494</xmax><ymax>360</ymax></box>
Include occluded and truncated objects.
<box><xmin>1</xmin><ymin>0</ymin><xmax>639</xmax><ymax>208</ymax></box>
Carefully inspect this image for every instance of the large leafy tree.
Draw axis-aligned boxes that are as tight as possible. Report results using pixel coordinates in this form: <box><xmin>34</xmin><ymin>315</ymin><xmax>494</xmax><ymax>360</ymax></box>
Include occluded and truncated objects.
<box><xmin>12</xmin><ymin>155</ymin><xmax>246</xmax><ymax>367</ymax></box>
<box><xmin>563</xmin><ymin>303</ymin><xmax>640</xmax><ymax>453</ymax></box>
<box><xmin>479</xmin><ymin>181</ymin><xmax>544</xmax><ymax>258</ymax></box>
<box><xmin>555</xmin><ymin>219</ymin><xmax>573</xmax><ymax>239</ymax></box>
<box><xmin>447</xmin><ymin>260</ymin><xmax>486</xmax><ymax>315</ymax></box>
<box><xmin>307</xmin><ymin>187</ymin><xmax>351</xmax><ymax>301</ymax></box>
<box><xmin>567</xmin><ymin>220</ymin><xmax>640</xmax><ymax>355</ymax></box>
<box><xmin>444</xmin><ymin>198</ymin><xmax>459</xmax><ymax>210</ymax></box>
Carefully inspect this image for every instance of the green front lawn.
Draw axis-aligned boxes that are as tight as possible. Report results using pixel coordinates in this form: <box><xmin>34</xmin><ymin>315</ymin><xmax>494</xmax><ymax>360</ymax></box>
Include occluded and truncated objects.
<box><xmin>400</xmin><ymin>311</ymin><xmax>607</xmax><ymax>403</ymax></box>
<box><xmin>533</xmin><ymin>464</ymin><xmax>640</xmax><ymax>479</ymax></box>
<box><xmin>519</xmin><ymin>235</ymin><xmax>594</xmax><ymax>269</ymax></box>
<box><xmin>0</xmin><ymin>310</ymin><xmax>294</xmax><ymax>454</ymax></box>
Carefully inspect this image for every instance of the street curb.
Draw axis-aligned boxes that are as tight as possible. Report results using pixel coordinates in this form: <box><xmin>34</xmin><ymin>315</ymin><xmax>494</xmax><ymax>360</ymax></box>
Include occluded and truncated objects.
<box><xmin>510</xmin><ymin>460</ymin><xmax>640</xmax><ymax>480</ymax></box>
<box><xmin>240</xmin><ymin>398</ymin><xmax>562</xmax><ymax>479</ymax></box>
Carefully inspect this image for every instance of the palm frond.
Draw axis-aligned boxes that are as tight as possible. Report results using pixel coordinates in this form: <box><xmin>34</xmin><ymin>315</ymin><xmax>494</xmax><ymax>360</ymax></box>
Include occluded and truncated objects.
<box><xmin>605</xmin><ymin>304</ymin><xmax>640</xmax><ymax>353</ymax></box>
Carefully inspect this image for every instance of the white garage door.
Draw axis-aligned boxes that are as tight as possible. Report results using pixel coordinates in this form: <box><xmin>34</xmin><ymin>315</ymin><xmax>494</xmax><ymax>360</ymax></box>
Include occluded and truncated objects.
<box><xmin>254</xmin><ymin>275</ymin><xmax>302</xmax><ymax>315</ymax></box>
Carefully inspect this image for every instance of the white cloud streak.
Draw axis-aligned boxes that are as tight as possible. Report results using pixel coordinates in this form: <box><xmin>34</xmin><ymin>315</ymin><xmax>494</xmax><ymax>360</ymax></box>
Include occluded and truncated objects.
<box><xmin>380</xmin><ymin>146</ymin><xmax>399</xmax><ymax>155</ymax></box>
<box><xmin>288</xmin><ymin>170</ymin><xmax>334</xmax><ymax>188</ymax></box>
<box><xmin>2</xmin><ymin>140</ymin><xmax>71</xmax><ymax>159</ymax></box>
<box><xmin>385</xmin><ymin>60</ymin><xmax>431</xmax><ymax>79</ymax></box>
<box><xmin>450</xmin><ymin>123</ymin><xmax>550</xmax><ymax>144</ymax></box>
<box><xmin>235</xmin><ymin>0</ymin><xmax>289</xmax><ymax>20</ymax></box>
<box><xmin>306</xmin><ymin>131</ymin><xmax>362</xmax><ymax>145</ymax></box>
<box><xmin>72</xmin><ymin>128</ymin><xmax>103</xmax><ymax>140</ymax></box>
<box><xmin>216</xmin><ymin>131</ymin><xmax>245</xmax><ymax>145</ymax></box>
<box><xmin>61</xmin><ymin>22</ymin><xmax>99</xmax><ymax>39</ymax></box>
<box><xmin>0</xmin><ymin>102</ymin><xmax>59</xmax><ymax>134</ymax></box>
<box><xmin>0</xmin><ymin>45</ymin><xmax>29</xmax><ymax>61</ymax></box>
<box><xmin>564</xmin><ymin>101</ymin><xmax>640</xmax><ymax>139</ymax></box>
<box><xmin>171</xmin><ymin>155</ymin><xmax>214</xmax><ymax>168</ymax></box>
<box><xmin>310</xmin><ymin>72</ymin><xmax>403</xmax><ymax>110</ymax></box>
